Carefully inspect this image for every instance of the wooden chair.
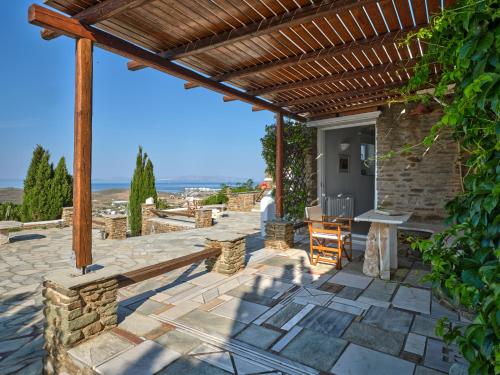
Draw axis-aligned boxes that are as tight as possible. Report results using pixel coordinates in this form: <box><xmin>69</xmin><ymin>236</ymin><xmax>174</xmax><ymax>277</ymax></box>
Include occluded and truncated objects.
<box><xmin>305</xmin><ymin>206</ymin><xmax>353</xmax><ymax>269</ymax></box>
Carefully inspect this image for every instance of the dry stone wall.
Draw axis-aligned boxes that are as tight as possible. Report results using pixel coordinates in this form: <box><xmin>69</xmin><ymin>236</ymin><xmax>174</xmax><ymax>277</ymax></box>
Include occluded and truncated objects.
<box><xmin>205</xmin><ymin>233</ymin><xmax>246</xmax><ymax>275</ymax></box>
<box><xmin>226</xmin><ymin>192</ymin><xmax>258</xmax><ymax>211</ymax></box>
<box><xmin>265</xmin><ymin>221</ymin><xmax>294</xmax><ymax>250</ymax></box>
<box><xmin>376</xmin><ymin>103</ymin><xmax>462</xmax><ymax>221</ymax></box>
<box><xmin>103</xmin><ymin>215</ymin><xmax>127</xmax><ymax>239</ymax></box>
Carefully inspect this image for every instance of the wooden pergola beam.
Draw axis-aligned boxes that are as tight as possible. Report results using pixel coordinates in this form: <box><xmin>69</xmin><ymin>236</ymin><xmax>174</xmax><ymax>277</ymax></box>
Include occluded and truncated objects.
<box><xmin>29</xmin><ymin>4</ymin><xmax>302</xmax><ymax>121</ymax></box>
<box><xmin>223</xmin><ymin>96</ymin><xmax>236</xmax><ymax>102</ymax></box>
<box><xmin>275</xmin><ymin>114</ymin><xmax>284</xmax><ymax>218</ymax></box>
<box><xmin>215</xmin><ymin>28</ymin><xmax>418</xmax><ymax>82</ymax></box>
<box><xmin>73</xmin><ymin>38</ymin><xmax>93</xmax><ymax>270</ymax></box>
<box><xmin>42</xmin><ymin>0</ymin><xmax>155</xmax><ymax>40</ymax></box>
<box><xmin>277</xmin><ymin>81</ymin><xmax>405</xmax><ymax>108</ymax></box>
<box><xmin>127</xmin><ymin>0</ymin><xmax>379</xmax><ymax>69</ymax></box>
<box><xmin>184</xmin><ymin>82</ymin><xmax>199</xmax><ymax>90</ymax></box>
<box><xmin>249</xmin><ymin>60</ymin><xmax>415</xmax><ymax>96</ymax></box>
<box><xmin>307</xmin><ymin>98</ymin><xmax>399</xmax><ymax>120</ymax></box>
<box><xmin>299</xmin><ymin>92</ymin><xmax>401</xmax><ymax>115</ymax></box>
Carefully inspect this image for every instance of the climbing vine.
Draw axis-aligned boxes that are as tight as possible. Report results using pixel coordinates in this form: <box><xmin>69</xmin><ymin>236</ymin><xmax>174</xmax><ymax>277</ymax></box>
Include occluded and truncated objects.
<box><xmin>261</xmin><ymin>120</ymin><xmax>316</xmax><ymax>221</ymax></box>
<box><xmin>403</xmin><ymin>1</ymin><xmax>499</xmax><ymax>373</ymax></box>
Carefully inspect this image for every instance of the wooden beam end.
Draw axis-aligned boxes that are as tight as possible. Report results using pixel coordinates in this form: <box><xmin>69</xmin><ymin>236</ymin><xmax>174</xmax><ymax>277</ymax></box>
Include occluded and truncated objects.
<box><xmin>127</xmin><ymin>60</ymin><xmax>147</xmax><ymax>71</ymax></box>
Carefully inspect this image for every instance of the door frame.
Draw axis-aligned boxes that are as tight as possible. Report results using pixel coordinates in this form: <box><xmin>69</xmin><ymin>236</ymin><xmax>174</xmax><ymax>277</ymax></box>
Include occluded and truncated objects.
<box><xmin>307</xmin><ymin>111</ymin><xmax>381</xmax><ymax>214</ymax></box>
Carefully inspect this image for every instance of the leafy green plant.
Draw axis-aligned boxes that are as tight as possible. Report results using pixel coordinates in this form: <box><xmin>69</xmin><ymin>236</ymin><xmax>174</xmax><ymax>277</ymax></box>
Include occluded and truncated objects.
<box><xmin>0</xmin><ymin>202</ymin><xmax>22</xmax><ymax>221</ymax></box>
<box><xmin>261</xmin><ymin>120</ymin><xmax>315</xmax><ymax>221</ymax></box>
<box><xmin>403</xmin><ymin>1</ymin><xmax>499</xmax><ymax>373</ymax></box>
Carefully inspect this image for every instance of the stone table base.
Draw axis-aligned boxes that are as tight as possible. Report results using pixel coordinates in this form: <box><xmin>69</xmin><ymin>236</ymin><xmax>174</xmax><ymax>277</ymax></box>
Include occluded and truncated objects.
<box><xmin>362</xmin><ymin>222</ymin><xmax>397</xmax><ymax>280</ymax></box>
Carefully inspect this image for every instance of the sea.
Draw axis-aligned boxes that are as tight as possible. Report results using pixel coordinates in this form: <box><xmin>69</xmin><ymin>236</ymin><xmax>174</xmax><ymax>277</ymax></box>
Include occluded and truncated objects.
<box><xmin>0</xmin><ymin>179</ymin><xmax>239</xmax><ymax>193</ymax></box>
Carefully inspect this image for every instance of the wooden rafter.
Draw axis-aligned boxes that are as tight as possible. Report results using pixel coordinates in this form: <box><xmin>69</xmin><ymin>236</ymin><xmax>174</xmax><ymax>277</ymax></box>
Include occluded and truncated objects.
<box><xmin>307</xmin><ymin>98</ymin><xmax>399</xmax><ymax>120</ymax></box>
<box><xmin>214</xmin><ymin>28</ymin><xmax>418</xmax><ymax>82</ymax></box>
<box><xmin>276</xmin><ymin>81</ymin><xmax>405</xmax><ymax>108</ymax></box>
<box><xmin>127</xmin><ymin>0</ymin><xmax>380</xmax><ymax>69</ymax></box>
<box><xmin>299</xmin><ymin>92</ymin><xmax>401</xmax><ymax>115</ymax></box>
<box><xmin>29</xmin><ymin>4</ymin><xmax>302</xmax><ymax>121</ymax></box>
<box><xmin>249</xmin><ymin>61</ymin><xmax>416</xmax><ymax>96</ymax></box>
<box><xmin>42</xmin><ymin>0</ymin><xmax>156</xmax><ymax>40</ymax></box>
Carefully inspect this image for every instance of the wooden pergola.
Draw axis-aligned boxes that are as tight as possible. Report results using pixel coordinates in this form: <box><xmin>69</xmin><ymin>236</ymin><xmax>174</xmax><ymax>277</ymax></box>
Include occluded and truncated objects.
<box><xmin>28</xmin><ymin>0</ymin><xmax>450</xmax><ymax>271</ymax></box>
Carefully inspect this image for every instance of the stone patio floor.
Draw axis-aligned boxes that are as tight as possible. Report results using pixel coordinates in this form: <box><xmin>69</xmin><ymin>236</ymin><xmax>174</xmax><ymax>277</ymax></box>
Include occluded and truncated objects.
<box><xmin>0</xmin><ymin>212</ymin><xmax>262</xmax><ymax>374</ymax></box>
<box><xmin>0</xmin><ymin>211</ymin><xmax>469</xmax><ymax>374</ymax></box>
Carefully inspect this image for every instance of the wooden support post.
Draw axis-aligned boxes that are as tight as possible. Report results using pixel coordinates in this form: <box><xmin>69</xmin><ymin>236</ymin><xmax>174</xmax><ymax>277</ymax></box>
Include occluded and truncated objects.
<box><xmin>73</xmin><ymin>38</ymin><xmax>93</xmax><ymax>270</ymax></box>
<box><xmin>275</xmin><ymin>114</ymin><xmax>284</xmax><ymax>219</ymax></box>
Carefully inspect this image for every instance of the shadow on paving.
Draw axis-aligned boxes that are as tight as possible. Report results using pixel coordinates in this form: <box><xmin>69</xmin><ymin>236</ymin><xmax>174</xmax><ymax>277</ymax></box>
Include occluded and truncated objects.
<box><xmin>0</xmin><ymin>292</ymin><xmax>45</xmax><ymax>374</ymax></box>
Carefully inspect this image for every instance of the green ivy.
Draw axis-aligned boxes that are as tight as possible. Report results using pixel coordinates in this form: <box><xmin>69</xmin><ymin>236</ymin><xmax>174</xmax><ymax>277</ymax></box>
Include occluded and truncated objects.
<box><xmin>404</xmin><ymin>1</ymin><xmax>499</xmax><ymax>373</ymax></box>
<box><xmin>261</xmin><ymin>120</ymin><xmax>315</xmax><ymax>221</ymax></box>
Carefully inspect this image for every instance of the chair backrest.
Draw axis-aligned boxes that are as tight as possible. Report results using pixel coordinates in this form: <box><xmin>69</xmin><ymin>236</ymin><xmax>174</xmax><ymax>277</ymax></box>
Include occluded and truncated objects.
<box><xmin>305</xmin><ymin>205</ymin><xmax>322</xmax><ymax>221</ymax></box>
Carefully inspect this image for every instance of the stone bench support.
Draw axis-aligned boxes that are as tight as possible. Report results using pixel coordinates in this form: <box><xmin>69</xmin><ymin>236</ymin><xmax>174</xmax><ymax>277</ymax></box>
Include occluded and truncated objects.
<box><xmin>195</xmin><ymin>208</ymin><xmax>213</xmax><ymax>228</ymax></box>
<box><xmin>0</xmin><ymin>221</ymin><xmax>23</xmax><ymax>245</ymax></box>
<box><xmin>265</xmin><ymin>220</ymin><xmax>294</xmax><ymax>250</ymax></box>
<box><xmin>43</xmin><ymin>268</ymin><xmax>119</xmax><ymax>374</ymax></box>
<box><xmin>62</xmin><ymin>207</ymin><xmax>74</xmax><ymax>227</ymax></box>
<box><xmin>103</xmin><ymin>214</ymin><xmax>127</xmax><ymax>239</ymax></box>
<box><xmin>205</xmin><ymin>233</ymin><xmax>246</xmax><ymax>275</ymax></box>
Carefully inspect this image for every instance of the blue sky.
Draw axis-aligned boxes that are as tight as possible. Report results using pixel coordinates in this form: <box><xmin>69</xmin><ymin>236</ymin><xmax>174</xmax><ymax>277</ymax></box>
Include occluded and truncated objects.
<box><xmin>1</xmin><ymin>1</ymin><xmax>274</xmax><ymax>182</ymax></box>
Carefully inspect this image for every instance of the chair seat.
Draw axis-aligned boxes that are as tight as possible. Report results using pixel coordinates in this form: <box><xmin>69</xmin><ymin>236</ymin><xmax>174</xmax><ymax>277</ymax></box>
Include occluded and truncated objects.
<box><xmin>312</xmin><ymin>231</ymin><xmax>351</xmax><ymax>241</ymax></box>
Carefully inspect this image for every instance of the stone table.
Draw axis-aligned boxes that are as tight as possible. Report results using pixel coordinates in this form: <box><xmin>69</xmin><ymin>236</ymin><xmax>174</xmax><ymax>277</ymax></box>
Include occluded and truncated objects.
<box><xmin>355</xmin><ymin>210</ymin><xmax>411</xmax><ymax>280</ymax></box>
<box><xmin>0</xmin><ymin>220</ymin><xmax>23</xmax><ymax>245</ymax></box>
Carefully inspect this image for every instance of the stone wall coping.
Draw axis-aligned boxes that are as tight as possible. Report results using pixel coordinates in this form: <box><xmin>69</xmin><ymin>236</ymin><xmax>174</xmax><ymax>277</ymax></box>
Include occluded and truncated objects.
<box><xmin>228</xmin><ymin>191</ymin><xmax>259</xmax><ymax>196</ymax></box>
<box><xmin>101</xmin><ymin>214</ymin><xmax>127</xmax><ymax>219</ymax></box>
<box><xmin>44</xmin><ymin>266</ymin><xmax>122</xmax><ymax>290</ymax></box>
<box><xmin>206</xmin><ymin>232</ymin><xmax>246</xmax><ymax>242</ymax></box>
<box><xmin>149</xmin><ymin>217</ymin><xmax>195</xmax><ymax>226</ymax></box>
<box><xmin>22</xmin><ymin>219</ymin><xmax>64</xmax><ymax>228</ymax></box>
<box><xmin>0</xmin><ymin>221</ymin><xmax>23</xmax><ymax>230</ymax></box>
<box><xmin>196</xmin><ymin>208</ymin><xmax>214</xmax><ymax>212</ymax></box>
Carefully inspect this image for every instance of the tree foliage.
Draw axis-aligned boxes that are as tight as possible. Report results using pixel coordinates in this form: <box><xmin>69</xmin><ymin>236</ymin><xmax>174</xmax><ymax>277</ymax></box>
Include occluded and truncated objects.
<box><xmin>403</xmin><ymin>1</ymin><xmax>499</xmax><ymax>373</ymax></box>
<box><xmin>129</xmin><ymin>146</ymin><xmax>158</xmax><ymax>236</ymax></box>
<box><xmin>21</xmin><ymin>146</ymin><xmax>72</xmax><ymax>222</ymax></box>
<box><xmin>261</xmin><ymin>120</ymin><xmax>316</xmax><ymax>220</ymax></box>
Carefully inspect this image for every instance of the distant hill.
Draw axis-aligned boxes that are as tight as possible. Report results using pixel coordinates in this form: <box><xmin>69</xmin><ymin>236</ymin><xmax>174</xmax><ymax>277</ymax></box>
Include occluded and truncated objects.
<box><xmin>158</xmin><ymin>176</ymin><xmax>257</xmax><ymax>183</ymax></box>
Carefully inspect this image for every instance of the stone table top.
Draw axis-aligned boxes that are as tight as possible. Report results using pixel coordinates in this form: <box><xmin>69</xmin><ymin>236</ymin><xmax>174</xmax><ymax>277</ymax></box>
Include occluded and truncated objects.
<box><xmin>0</xmin><ymin>220</ymin><xmax>23</xmax><ymax>230</ymax></box>
<box><xmin>354</xmin><ymin>210</ymin><xmax>412</xmax><ymax>225</ymax></box>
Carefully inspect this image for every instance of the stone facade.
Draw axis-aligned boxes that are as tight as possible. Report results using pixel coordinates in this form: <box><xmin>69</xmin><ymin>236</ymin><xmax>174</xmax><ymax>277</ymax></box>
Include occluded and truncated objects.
<box><xmin>227</xmin><ymin>192</ymin><xmax>258</xmax><ymax>212</ymax></box>
<box><xmin>205</xmin><ymin>233</ymin><xmax>246</xmax><ymax>275</ymax></box>
<box><xmin>195</xmin><ymin>209</ymin><xmax>213</xmax><ymax>228</ymax></box>
<box><xmin>43</xmin><ymin>269</ymin><xmax>118</xmax><ymax>374</ymax></box>
<box><xmin>103</xmin><ymin>215</ymin><xmax>127</xmax><ymax>239</ymax></box>
<box><xmin>376</xmin><ymin>103</ymin><xmax>462</xmax><ymax>221</ymax></box>
<box><xmin>265</xmin><ymin>220</ymin><xmax>294</xmax><ymax>250</ymax></box>
<box><xmin>62</xmin><ymin>207</ymin><xmax>73</xmax><ymax>227</ymax></box>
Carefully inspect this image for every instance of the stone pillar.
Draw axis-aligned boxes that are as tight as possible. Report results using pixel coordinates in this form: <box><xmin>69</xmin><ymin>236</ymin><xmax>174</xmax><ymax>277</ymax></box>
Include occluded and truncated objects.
<box><xmin>43</xmin><ymin>268</ymin><xmax>119</xmax><ymax>374</ymax></box>
<box><xmin>227</xmin><ymin>192</ymin><xmax>257</xmax><ymax>211</ymax></box>
<box><xmin>362</xmin><ymin>222</ymin><xmax>395</xmax><ymax>280</ymax></box>
<box><xmin>205</xmin><ymin>233</ymin><xmax>246</xmax><ymax>275</ymax></box>
<box><xmin>195</xmin><ymin>209</ymin><xmax>213</xmax><ymax>228</ymax></box>
<box><xmin>103</xmin><ymin>215</ymin><xmax>127</xmax><ymax>239</ymax></box>
<box><xmin>265</xmin><ymin>220</ymin><xmax>294</xmax><ymax>250</ymax></box>
<box><xmin>141</xmin><ymin>203</ymin><xmax>156</xmax><ymax>235</ymax></box>
<box><xmin>61</xmin><ymin>207</ymin><xmax>73</xmax><ymax>227</ymax></box>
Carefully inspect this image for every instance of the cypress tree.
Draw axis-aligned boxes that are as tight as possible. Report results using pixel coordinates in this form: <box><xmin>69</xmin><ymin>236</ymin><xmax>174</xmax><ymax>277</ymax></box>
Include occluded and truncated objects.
<box><xmin>143</xmin><ymin>159</ymin><xmax>158</xmax><ymax>204</ymax></box>
<box><xmin>50</xmin><ymin>157</ymin><xmax>73</xmax><ymax>219</ymax></box>
<box><xmin>129</xmin><ymin>147</ymin><xmax>145</xmax><ymax>236</ymax></box>
<box><xmin>22</xmin><ymin>145</ymin><xmax>45</xmax><ymax>221</ymax></box>
<box><xmin>31</xmin><ymin>152</ymin><xmax>54</xmax><ymax>221</ymax></box>
<box><xmin>129</xmin><ymin>147</ymin><xmax>157</xmax><ymax>236</ymax></box>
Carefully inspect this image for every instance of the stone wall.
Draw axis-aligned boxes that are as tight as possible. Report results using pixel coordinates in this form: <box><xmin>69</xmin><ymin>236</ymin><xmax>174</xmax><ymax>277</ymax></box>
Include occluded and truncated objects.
<box><xmin>226</xmin><ymin>192</ymin><xmax>258</xmax><ymax>211</ymax></box>
<box><xmin>103</xmin><ymin>215</ymin><xmax>127</xmax><ymax>239</ymax></box>
<box><xmin>43</xmin><ymin>269</ymin><xmax>118</xmax><ymax>374</ymax></box>
<box><xmin>195</xmin><ymin>209</ymin><xmax>213</xmax><ymax>228</ymax></box>
<box><xmin>62</xmin><ymin>207</ymin><xmax>73</xmax><ymax>227</ymax></box>
<box><xmin>265</xmin><ymin>220</ymin><xmax>294</xmax><ymax>250</ymax></box>
<box><xmin>205</xmin><ymin>233</ymin><xmax>246</xmax><ymax>275</ymax></box>
<box><xmin>143</xmin><ymin>218</ymin><xmax>191</xmax><ymax>234</ymax></box>
<box><xmin>141</xmin><ymin>203</ymin><xmax>156</xmax><ymax>235</ymax></box>
<box><xmin>376</xmin><ymin>103</ymin><xmax>462</xmax><ymax>221</ymax></box>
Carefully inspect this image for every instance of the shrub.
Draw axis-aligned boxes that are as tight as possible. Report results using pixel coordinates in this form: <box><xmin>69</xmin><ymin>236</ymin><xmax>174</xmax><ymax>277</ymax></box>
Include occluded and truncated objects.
<box><xmin>0</xmin><ymin>202</ymin><xmax>22</xmax><ymax>221</ymax></box>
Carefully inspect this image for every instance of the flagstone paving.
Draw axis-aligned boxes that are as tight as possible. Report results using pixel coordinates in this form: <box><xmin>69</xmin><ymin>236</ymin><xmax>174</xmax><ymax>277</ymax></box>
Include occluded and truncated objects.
<box><xmin>0</xmin><ymin>211</ymin><xmax>472</xmax><ymax>374</ymax></box>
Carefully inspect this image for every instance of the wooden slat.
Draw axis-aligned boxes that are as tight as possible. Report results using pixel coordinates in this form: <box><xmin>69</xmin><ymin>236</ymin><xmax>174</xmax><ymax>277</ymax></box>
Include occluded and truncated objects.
<box><xmin>128</xmin><ymin>0</ymin><xmax>382</xmax><ymax>66</ymax></box>
<box><xmin>213</xmin><ymin>28</ymin><xmax>419</xmax><ymax>82</ymax></box>
<box><xmin>73</xmin><ymin>38</ymin><xmax>93</xmax><ymax>270</ymax></box>
<box><xmin>42</xmin><ymin>0</ymin><xmax>156</xmax><ymax>40</ymax></box>
<box><xmin>307</xmin><ymin>98</ymin><xmax>398</xmax><ymax>119</ymax></box>
<box><xmin>249</xmin><ymin>60</ymin><xmax>414</xmax><ymax>96</ymax></box>
<box><xmin>299</xmin><ymin>92</ymin><xmax>401</xmax><ymax>114</ymax></box>
<box><xmin>29</xmin><ymin>4</ymin><xmax>302</xmax><ymax>120</ymax></box>
<box><xmin>116</xmin><ymin>247</ymin><xmax>222</xmax><ymax>288</ymax></box>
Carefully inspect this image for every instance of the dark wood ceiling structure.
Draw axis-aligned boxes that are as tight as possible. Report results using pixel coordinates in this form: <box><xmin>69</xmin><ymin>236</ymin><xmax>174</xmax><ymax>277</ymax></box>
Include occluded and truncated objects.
<box><xmin>35</xmin><ymin>0</ymin><xmax>451</xmax><ymax>121</ymax></box>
